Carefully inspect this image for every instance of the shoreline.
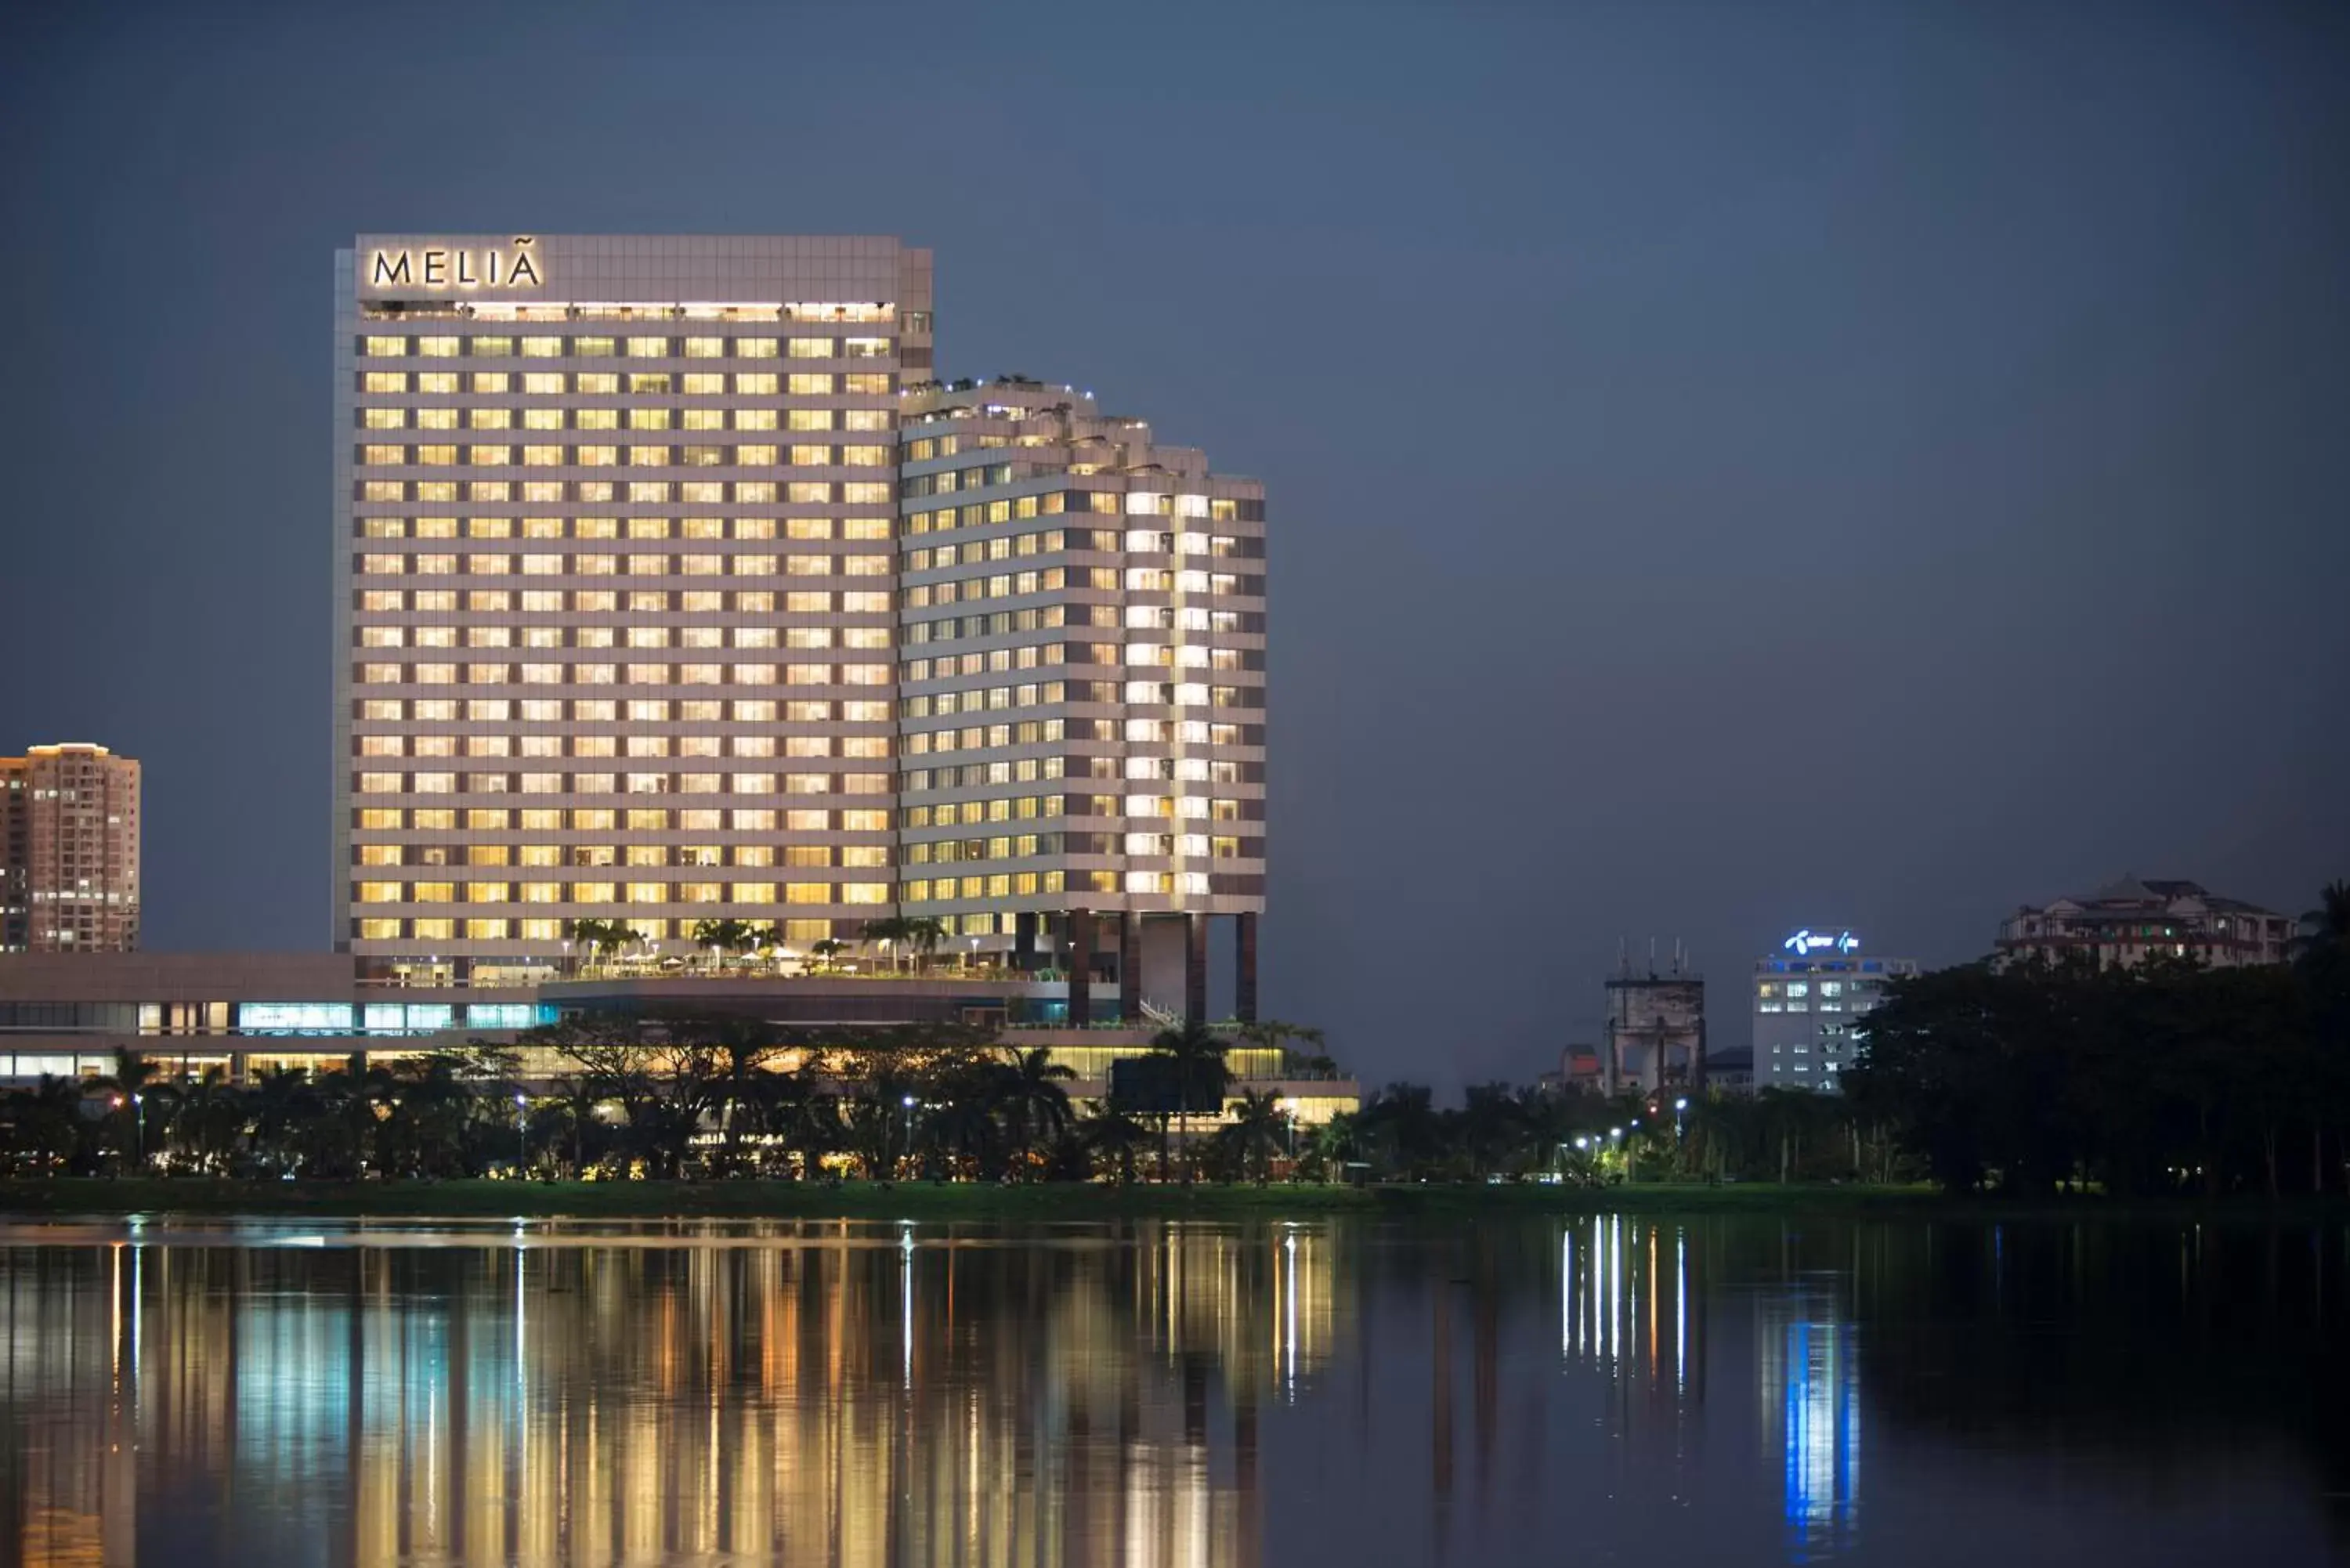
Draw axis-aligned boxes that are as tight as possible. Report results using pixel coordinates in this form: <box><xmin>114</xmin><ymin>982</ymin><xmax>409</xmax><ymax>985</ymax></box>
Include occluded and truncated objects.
<box><xmin>2</xmin><ymin>1179</ymin><xmax>2345</xmax><ymax>1224</ymax></box>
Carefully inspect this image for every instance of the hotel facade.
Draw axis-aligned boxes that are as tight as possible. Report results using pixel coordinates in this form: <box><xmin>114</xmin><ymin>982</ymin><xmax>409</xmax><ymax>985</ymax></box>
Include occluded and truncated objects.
<box><xmin>334</xmin><ymin>235</ymin><xmax>1264</xmax><ymax>1021</ymax></box>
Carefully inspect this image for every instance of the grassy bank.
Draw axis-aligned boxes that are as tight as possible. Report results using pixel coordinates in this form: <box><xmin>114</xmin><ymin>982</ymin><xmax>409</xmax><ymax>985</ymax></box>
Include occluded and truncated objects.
<box><xmin>2</xmin><ymin>1177</ymin><xmax>2344</xmax><ymax>1225</ymax></box>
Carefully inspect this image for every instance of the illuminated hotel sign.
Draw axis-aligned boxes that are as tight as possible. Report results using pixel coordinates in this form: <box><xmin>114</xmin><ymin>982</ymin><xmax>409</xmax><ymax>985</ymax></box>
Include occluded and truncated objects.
<box><xmin>367</xmin><ymin>237</ymin><xmax>541</xmax><ymax>290</ymax></box>
<box><xmin>1784</xmin><ymin>929</ymin><xmax>1860</xmax><ymax>956</ymax></box>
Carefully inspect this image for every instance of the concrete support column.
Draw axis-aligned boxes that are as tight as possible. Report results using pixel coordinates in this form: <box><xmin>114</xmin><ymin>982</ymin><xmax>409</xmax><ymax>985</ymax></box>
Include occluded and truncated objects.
<box><xmin>1235</xmin><ymin>912</ymin><xmax>1259</xmax><ymax>1024</ymax></box>
<box><xmin>1184</xmin><ymin>913</ymin><xmax>1209</xmax><ymax>1025</ymax></box>
<box><xmin>1121</xmin><ymin>912</ymin><xmax>1144</xmax><ymax>1023</ymax></box>
<box><xmin>1014</xmin><ymin>911</ymin><xmax>1039</xmax><ymax>974</ymax></box>
<box><xmin>1067</xmin><ymin>909</ymin><xmax>1091</xmax><ymax>1028</ymax></box>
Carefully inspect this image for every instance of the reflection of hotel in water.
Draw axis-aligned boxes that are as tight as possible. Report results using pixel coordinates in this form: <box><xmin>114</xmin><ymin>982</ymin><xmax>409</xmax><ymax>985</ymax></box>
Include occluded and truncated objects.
<box><xmin>1555</xmin><ymin>1216</ymin><xmax>1861</xmax><ymax>1554</ymax></box>
<box><xmin>0</xmin><ymin>1223</ymin><xmax>1341</xmax><ymax>1568</ymax></box>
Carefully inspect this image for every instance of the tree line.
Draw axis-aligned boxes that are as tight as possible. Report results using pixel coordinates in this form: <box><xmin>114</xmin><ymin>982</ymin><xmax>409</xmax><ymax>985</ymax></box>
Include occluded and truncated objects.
<box><xmin>0</xmin><ymin>1016</ymin><xmax>1327</xmax><ymax>1187</ymax></box>
<box><xmin>1842</xmin><ymin>882</ymin><xmax>2350</xmax><ymax>1196</ymax></box>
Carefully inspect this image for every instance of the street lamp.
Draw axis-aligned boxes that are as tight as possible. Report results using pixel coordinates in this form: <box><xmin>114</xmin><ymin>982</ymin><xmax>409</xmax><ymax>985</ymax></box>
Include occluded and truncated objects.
<box><xmin>514</xmin><ymin>1092</ymin><xmax>528</xmax><ymax>1174</ymax></box>
<box><xmin>900</xmin><ymin>1093</ymin><xmax>917</xmax><ymax>1178</ymax></box>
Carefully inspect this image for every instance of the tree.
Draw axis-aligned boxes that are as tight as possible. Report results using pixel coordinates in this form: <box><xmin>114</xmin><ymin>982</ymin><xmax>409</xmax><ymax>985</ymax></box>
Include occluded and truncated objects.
<box><xmin>1223</xmin><ymin>1089</ymin><xmax>1290</xmax><ymax>1184</ymax></box>
<box><xmin>92</xmin><ymin>1050</ymin><xmax>168</xmax><ymax>1174</ymax></box>
<box><xmin>568</xmin><ymin>917</ymin><xmax>634</xmax><ymax>966</ymax></box>
<box><xmin>1079</xmin><ymin>1104</ymin><xmax>1150</xmax><ymax>1184</ymax></box>
<box><xmin>805</xmin><ymin>938</ymin><xmax>848</xmax><ymax>975</ymax></box>
<box><xmin>1142</xmin><ymin>1019</ymin><xmax>1233</xmax><ymax>1183</ymax></box>
<box><xmin>689</xmin><ymin>918</ymin><xmax>763</xmax><ymax>967</ymax></box>
<box><xmin>996</xmin><ymin>1047</ymin><xmax>1076</xmax><ymax>1176</ymax></box>
<box><xmin>1357</xmin><ymin>1082</ymin><xmax>1443</xmax><ymax>1180</ymax></box>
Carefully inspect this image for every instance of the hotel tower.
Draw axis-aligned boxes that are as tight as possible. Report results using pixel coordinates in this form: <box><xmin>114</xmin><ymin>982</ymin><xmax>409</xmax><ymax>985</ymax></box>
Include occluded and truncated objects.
<box><xmin>334</xmin><ymin>235</ymin><xmax>1265</xmax><ymax>1017</ymax></box>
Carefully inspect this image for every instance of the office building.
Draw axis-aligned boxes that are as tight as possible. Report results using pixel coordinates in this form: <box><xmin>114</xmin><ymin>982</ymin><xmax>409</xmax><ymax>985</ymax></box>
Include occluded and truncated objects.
<box><xmin>1753</xmin><ymin>928</ymin><xmax>1916</xmax><ymax>1090</ymax></box>
<box><xmin>0</xmin><ymin>743</ymin><xmax>141</xmax><ymax>953</ymax></box>
<box><xmin>334</xmin><ymin>236</ymin><xmax>1266</xmax><ymax>1015</ymax></box>
<box><xmin>1996</xmin><ymin>876</ymin><xmax>2293</xmax><ymax>970</ymax></box>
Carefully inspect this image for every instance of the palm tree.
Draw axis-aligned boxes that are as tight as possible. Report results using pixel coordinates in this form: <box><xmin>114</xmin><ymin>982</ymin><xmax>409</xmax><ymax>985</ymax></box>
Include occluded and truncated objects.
<box><xmin>92</xmin><ymin>1049</ymin><xmax>168</xmax><ymax>1174</ymax></box>
<box><xmin>902</xmin><ymin>916</ymin><xmax>948</xmax><ymax>970</ymax></box>
<box><xmin>7</xmin><ymin>1075</ymin><xmax>89</xmax><ymax>1174</ymax></box>
<box><xmin>1079</xmin><ymin>1104</ymin><xmax>1150</xmax><ymax>1184</ymax></box>
<box><xmin>1148</xmin><ymin>1019</ymin><xmax>1233</xmax><ymax>1183</ymax></box>
<box><xmin>690</xmin><ymin>918</ymin><xmax>761</xmax><ymax>968</ymax></box>
<box><xmin>861</xmin><ymin>916</ymin><xmax>911</xmax><ymax>973</ymax></box>
<box><xmin>2292</xmin><ymin>880</ymin><xmax>2350</xmax><ymax>961</ymax></box>
<box><xmin>568</xmin><ymin>917</ymin><xmax>633</xmax><ymax>970</ymax></box>
<box><xmin>997</xmin><ymin>1047</ymin><xmax>1076</xmax><ymax>1176</ymax></box>
<box><xmin>1225</xmin><ymin>1089</ymin><xmax>1290</xmax><ymax>1185</ymax></box>
<box><xmin>805</xmin><ymin>938</ymin><xmax>848</xmax><ymax>976</ymax></box>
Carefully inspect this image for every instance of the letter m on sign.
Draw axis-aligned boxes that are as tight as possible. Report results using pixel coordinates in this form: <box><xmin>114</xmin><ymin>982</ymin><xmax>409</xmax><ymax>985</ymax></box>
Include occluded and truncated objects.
<box><xmin>370</xmin><ymin>251</ymin><xmax>411</xmax><ymax>286</ymax></box>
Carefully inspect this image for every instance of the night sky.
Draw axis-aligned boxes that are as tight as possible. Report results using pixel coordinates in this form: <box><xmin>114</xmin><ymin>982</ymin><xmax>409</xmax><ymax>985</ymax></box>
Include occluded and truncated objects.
<box><xmin>2</xmin><ymin>2</ymin><xmax>2344</xmax><ymax>1090</ymax></box>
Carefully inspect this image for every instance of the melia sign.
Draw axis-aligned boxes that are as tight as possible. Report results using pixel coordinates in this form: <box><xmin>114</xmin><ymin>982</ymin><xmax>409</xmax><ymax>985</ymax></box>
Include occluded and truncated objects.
<box><xmin>1784</xmin><ymin>929</ymin><xmax>1860</xmax><ymax>956</ymax></box>
<box><xmin>367</xmin><ymin>237</ymin><xmax>542</xmax><ymax>290</ymax></box>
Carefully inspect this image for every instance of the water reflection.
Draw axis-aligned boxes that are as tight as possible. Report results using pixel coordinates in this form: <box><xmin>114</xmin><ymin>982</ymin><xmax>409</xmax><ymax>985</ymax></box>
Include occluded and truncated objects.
<box><xmin>0</xmin><ymin>1214</ymin><xmax>2341</xmax><ymax>1566</ymax></box>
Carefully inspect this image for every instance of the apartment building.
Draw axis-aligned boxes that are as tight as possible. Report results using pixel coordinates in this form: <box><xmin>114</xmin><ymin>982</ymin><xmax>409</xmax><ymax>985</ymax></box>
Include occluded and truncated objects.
<box><xmin>0</xmin><ymin>743</ymin><xmax>141</xmax><ymax>953</ymax></box>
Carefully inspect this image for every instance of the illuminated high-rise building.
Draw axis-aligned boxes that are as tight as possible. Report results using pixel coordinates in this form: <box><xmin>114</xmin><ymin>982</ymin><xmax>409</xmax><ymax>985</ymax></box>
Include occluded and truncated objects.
<box><xmin>0</xmin><ymin>742</ymin><xmax>142</xmax><ymax>953</ymax></box>
<box><xmin>334</xmin><ymin>236</ymin><xmax>1267</xmax><ymax>1012</ymax></box>
<box><xmin>897</xmin><ymin>378</ymin><xmax>1267</xmax><ymax>1021</ymax></box>
<box><xmin>335</xmin><ymin>236</ymin><xmax>928</xmax><ymax>984</ymax></box>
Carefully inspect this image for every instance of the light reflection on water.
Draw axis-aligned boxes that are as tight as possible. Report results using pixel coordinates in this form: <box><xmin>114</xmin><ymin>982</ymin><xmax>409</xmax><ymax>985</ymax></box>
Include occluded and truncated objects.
<box><xmin>0</xmin><ymin>1214</ymin><xmax>2341</xmax><ymax>1566</ymax></box>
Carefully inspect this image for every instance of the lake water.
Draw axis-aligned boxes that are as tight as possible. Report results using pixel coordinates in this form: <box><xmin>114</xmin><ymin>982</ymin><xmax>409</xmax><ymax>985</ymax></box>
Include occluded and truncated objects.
<box><xmin>0</xmin><ymin>1212</ymin><xmax>2341</xmax><ymax>1566</ymax></box>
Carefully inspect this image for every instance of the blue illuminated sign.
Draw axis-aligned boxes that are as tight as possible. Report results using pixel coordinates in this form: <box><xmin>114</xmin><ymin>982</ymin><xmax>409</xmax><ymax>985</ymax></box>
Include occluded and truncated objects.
<box><xmin>1783</xmin><ymin>930</ymin><xmax>1860</xmax><ymax>956</ymax></box>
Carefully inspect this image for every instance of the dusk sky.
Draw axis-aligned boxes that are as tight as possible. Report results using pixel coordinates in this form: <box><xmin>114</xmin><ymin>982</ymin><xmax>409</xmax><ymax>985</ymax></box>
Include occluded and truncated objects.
<box><xmin>3</xmin><ymin>2</ymin><xmax>2344</xmax><ymax>1089</ymax></box>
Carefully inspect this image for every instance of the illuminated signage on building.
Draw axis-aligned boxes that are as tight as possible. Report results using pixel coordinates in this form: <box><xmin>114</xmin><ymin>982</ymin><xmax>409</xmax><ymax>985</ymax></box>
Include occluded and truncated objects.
<box><xmin>1784</xmin><ymin>929</ymin><xmax>1860</xmax><ymax>956</ymax></box>
<box><xmin>367</xmin><ymin>237</ymin><xmax>541</xmax><ymax>290</ymax></box>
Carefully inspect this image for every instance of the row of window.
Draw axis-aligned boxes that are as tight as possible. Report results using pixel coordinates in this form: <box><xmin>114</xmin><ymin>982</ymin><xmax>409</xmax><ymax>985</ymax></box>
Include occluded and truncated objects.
<box><xmin>898</xmin><ymin>464</ymin><xmax>1015</xmax><ymax>498</ymax></box>
<box><xmin>358</xmin><ymin>627</ymin><xmax>891</xmax><ymax>651</ymax></box>
<box><xmin>906</xmin><ymin>569</ymin><xmax>1253</xmax><ymax>605</ymax></box>
<box><xmin>355</xmin><ymin>881</ymin><xmax>890</xmax><ymax>905</ymax></box>
<box><xmin>358</xmin><ymin>443</ymin><xmax>893</xmax><ymax>468</ymax></box>
<box><xmin>357</xmin><ymin>734</ymin><xmax>891</xmax><ymax>759</ymax></box>
<box><xmin>902</xmin><ymin>758</ymin><xmax>1249</xmax><ymax>793</ymax></box>
<box><xmin>356</xmin><ymin>553</ymin><xmax>891</xmax><ymax>576</ymax></box>
<box><xmin>906</xmin><ymin>871</ymin><xmax>1208</xmax><ymax>902</ymax></box>
<box><xmin>908</xmin><ymin>606</ymin><xmax>1254</xmax><ymax>645</ymax></box>
<box><xmin>354</xmin><ymin>697</ymin><xmax>888</xmax><ymax>723</ymax></box>
<box><xmin>352</xmin><ymin>806</ymin><xmax>891</xmax><ymax>832</ymax></box>
<box><xmin>354</xmin><ymin>771</ymin><xmax>890</xmax><ymax>797</ymax></box>
<box><xmin>356</xmin><ymin>592</ymin><xmax>888</xmax><ymax>619</ymax></box>
<box><xmin>360</xmin><ymin>515</ymin><xmax>892</xmax><ymax>541</ymax></box>
<box><xmin>360</xmin><ymin>334</ymin><xmax>891</xmax><ymax>359</ymax></box>
<box><xmin>360</xmin><ymin>843</ymin><xmax>881</xmax><ymax>869</ymax></box>
<box><xmin>902</xmin><ymin>721</ymin><xmax>1066</xmax><ymax>753</ymax></box>
<box><xmin>902</xmin><ymin>532</ymin><xmax>1254</xmax><ymax>569</ymax></box>
<box><xmin>360</xmin><ymin>370</ymin><xmax>889</xmax><ymax>397</ymax></box>
<box><xmin>905</xmin><ymin>493</ymin><xmax>1260</xmax><ymax>535</ymax></box>
<box><xmin>354</xmin><ymin>663</ymin><xmax>891</xmax><ymax>688</ymax></box>
<box><xmin>360</xmin><ymin>406</ymin><xmax>887</xmax><ymax>432</ymax></box>
<box><xmin>358</xmin><ymin>479</ymin><xmax>892</xmax><ymax>504</ymax></box>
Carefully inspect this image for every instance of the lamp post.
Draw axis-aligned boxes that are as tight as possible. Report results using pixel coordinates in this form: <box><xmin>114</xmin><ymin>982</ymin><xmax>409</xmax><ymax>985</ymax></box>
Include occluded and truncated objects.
<box><xmin>515</xmin><ymin>1092</ymin><xmax>528</xmax><ymax>1174</ymax></box>
<box><xmin>132</xmin><ymin>1093</ymin><xmax>145</xmax><ymax>1172</ymax></box>
<box><xmin>900</xmin><ymin>1093</ymin><xmax>917</xmax><ymax>1179</ymax></box>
